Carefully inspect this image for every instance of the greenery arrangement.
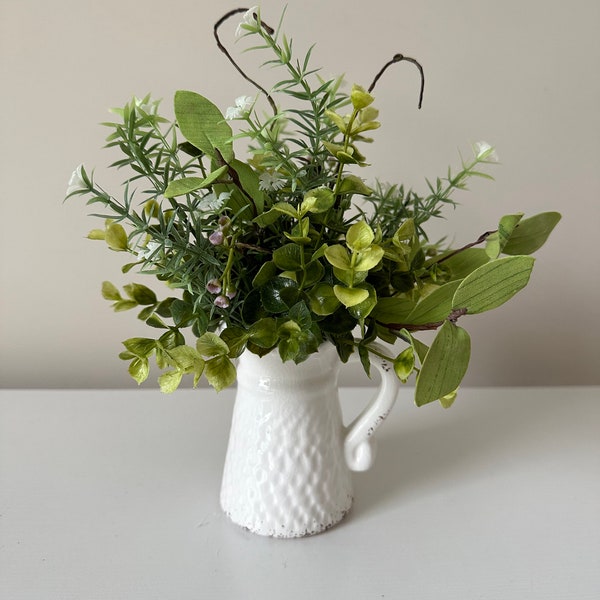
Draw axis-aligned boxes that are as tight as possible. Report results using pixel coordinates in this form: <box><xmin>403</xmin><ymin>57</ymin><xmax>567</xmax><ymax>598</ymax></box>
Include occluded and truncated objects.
<box><xmin>66</xmin><ymin>7</ymin><xmax>560</xmax><ymax>407</ymax></box>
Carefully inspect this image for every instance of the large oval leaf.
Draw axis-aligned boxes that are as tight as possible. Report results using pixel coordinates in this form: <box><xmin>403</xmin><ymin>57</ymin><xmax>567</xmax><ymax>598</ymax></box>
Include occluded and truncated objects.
<box><xmin>174</xmin><ymin>90</ymin><xmax>234</xmax><ymax>162</ymax></box>
<box><xmin>452</xmin><ymin>256</ymin><xmax>534</xmax><ymax>314</ymax></box>
<box><xmin>415</xmin><ymin>321</ymin><xmax>471</xmax><ymax>407</ymax></box>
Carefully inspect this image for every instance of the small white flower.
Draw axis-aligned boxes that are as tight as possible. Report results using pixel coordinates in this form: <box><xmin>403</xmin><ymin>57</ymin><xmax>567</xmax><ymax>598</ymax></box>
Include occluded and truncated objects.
<box><xmin>198</xmin><ymin>191</ymin><xmax>231</xmax><ymax>212</ymax></box>
<box><xmin>66</xmin><ymin>164</ymin><xmax>86</xmax><ymax>196</ymax></box>
<box><xmin>225</xmin><ymin>95</ymin><xmax>254</xmax><ymax>120</ymax></box>
<box><xmin>235</xmin><ymin>6</ymin><xmax>259</xmax><ymax>38</ymax></box>
<box><xmin>133</xmin><ymin>96</ymin><xmax>156</xmax><ymax>115</ymax></box>
<box><xmin>137</xmin><ymin>240</ymin><xmax>162</xmax><ymax>261</ymax></box>
<box><xmin>137</xmin><ymin>239</ymin><xmax>171</xmax><ymax>262</ymax></box>
<box><xmin>259</xmin><ymin>170</ymin><xmax>286</xmax><ymax>192</ymax></box>
<box><xmin>474</xmin><ymin>141</ymin><xmax>499</xmax><ymax>163</ymax></box>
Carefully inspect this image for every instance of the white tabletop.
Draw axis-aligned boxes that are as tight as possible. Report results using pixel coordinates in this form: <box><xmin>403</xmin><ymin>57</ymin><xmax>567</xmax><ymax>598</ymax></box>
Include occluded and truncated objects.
<box><xmin>1</xmin><ymin>386</ymin><xmax>599</xmax><ymax>599</ymax></box>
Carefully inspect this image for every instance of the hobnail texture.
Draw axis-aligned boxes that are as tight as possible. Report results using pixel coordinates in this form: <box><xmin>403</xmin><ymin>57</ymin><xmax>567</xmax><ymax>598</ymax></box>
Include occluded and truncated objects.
<box><xmin>220</xmin><ymin>344</ymin><xmax>399</xmax><ymax>537</ymax></box>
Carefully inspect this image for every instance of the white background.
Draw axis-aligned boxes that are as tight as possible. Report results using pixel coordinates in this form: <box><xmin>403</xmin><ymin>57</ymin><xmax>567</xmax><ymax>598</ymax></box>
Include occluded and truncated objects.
<box><xmin>1</xmin><ymin>0</ymin><xmax>599</xmax><ymax>388</ymax></box>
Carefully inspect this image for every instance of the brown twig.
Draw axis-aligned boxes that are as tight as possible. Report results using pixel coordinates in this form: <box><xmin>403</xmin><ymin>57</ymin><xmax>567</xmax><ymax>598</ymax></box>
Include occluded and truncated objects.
<box><xmin>214</xmin><ymin>8</ymin><xmax>278</xmax><ymax>118</ymax></box>
<box><xmin>434</xmin><ymin>230</ymin><xmax>496</xmax><ymax>265</ymax></box>
<box><xmin>368</xmin><ymin>53</ymin><xmax>425</xmax><ymax>109</ymax></box>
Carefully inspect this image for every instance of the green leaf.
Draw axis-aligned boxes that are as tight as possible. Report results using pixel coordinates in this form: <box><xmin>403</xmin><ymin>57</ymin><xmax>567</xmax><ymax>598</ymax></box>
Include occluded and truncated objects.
<box><xmin>219</xmin><ymin>326</ymin><xmax>249</xmax><ymax>357</ymax></box>
<box><xmin>437</xmin><ymin>248</ymin><xmax>490</xmax><ymax>279</ymax></box>
<box><xmin>227</xmin><ymin>159</ymin><xmax>266</xmax><ymax>215</ymax></box>
<box><xmin>272</xmin><ymin>201</ymin><xmax>299</xmax><ymax>218</ymax></box>
<box><xmin>415</xmin><ymin>321</ymin><xmax>471</xmax><ymax>407</ymax></box>
<box><xmin>371</xmin><ymin>297</ymin><xmax>416</xmax><ymax>323</ymax></box>
<box><xmin>405</xmin><ymin>280</ymin><xmax>463</xmax><ymax>324</ymax></box>
<box><xmin>204</xmin><ymin>356</ymin><xmax>236</xmax><ymax>391</ymax></box>
<box><xmin>163</xmin><ymin>166</ymin><xmax>229</xmax><ymax>198</ymax></box>
<box><xmin>351</xmin><ymin>84</ymin><xmax>375</xmax><ymax>110</ymax></box>
<box><xmin>347</xmin><ymin>284</ymin><xmax>377</xmax><ymax>319</ymax></box>
<box><xmin>101</xmin><ymin>281</ymin><xmax>121</xmax><ymax>301</ymax></box>
<box><xmin>174</xmin><ymin>90</ymin><xmax>234</xmax><ymax>161</ymax></box>
<box><xmin>196</xmin><ymin>332</ymin><xmax>229</xmax><ymax>358</ymax></box>
<box><xmin>338</xmin><ymin>175</ymin><xmax>373</xmax><ymax>196</ymax></box>
<box><xmin>485</xmin><ymin>213</ymin><xmax>523</xmax><ymax>259</ymax></box>
<box><xmin>502</xmin><ymin>212</ymin><xmax>561</xmax><ymax>255</ymax></box>
<box><xmin>158</xmin><ymin>370</ymin><xmax>184</xmax><ymax>394</ymax></box>
<box><xmin>260</xmin><ymin>277</ymin><xmax>300</xmax><ymax>313</ymax></box>
<box><xmin>394</xmin><ymin>346</ymin><xmax>415</xmax><ymax>383</ymax></box>
<box><xmin>145</xmin><ymin>314</ymin><xmax>168</xmax><ymax>328</ymax></box>
<box><xmin>253</xmin><ymin>208</ymin><xmax>281</xmax><ymax>228</ymax></box>
<box><xmin>170</xmin><ymin>299</ymin><xmax>194</xmax><ymax>326</ymax></box>
<box><xmin>346</xmin><ymin>221</ymin><xmax>374</xmax><ymax>252</ymax></box>
<box><xmin>272</xmin><ymin>243</ymin><xmax>303</xmax><ymax>271</ymax></box>
<box><xmin>128</xmin><ymin>358</ymin><xmax>150</xmax><ymax>385</ymax></box>
<box><xmin>252</xmin><ymin>261</ymin><xmax>277</xmax><ymax>288</ymax></box>
<box><xmin>333</xmin><ymin>285</ymin><xmax>370</xmax><ymax>308</ymax></box>
<box><xmin>354</xmin><ymin>245</ymin><xmax>384</xmax><ymax>271</ymax></box>
<box><xmin>122</xmin><ymin>337</ymin><xmax>156</xmax><ymax>357</ymax></box>
<box><xmin>167</xmin><ymin>345</ymin><xmax>204</xmax><ymax>371</ymax></box>
<box><xmin>87</xmin><ymin>229</ymin><xmax>105</xmax><ymax>240</ymax></box>
<box><xmin>324</xmin><ymin>244</ymin><xmax>351</xmax><ymax>270</ymax></box>
<box><xmin>105</xmin><ymin>222</ymin><xmax>128</xmax><ymax>251</ymax></box>
<box><xmin>452</xmin><ymin>256</ymin><xmax>535</xmax><ymax>314</ymax></box>
<box><xmin>307</xmin><ymin>283</ymin><xmax>340</xmax><ymax>316</ymax></box>
<box><xmin>113</xmin><ymin>300</ymin><xmax>138</xmax><ymax>312</ymax></box>
<box><xmin>248</xmin><ymin>318</ymin><xmax>278</xmax><ymax>348</ymax></box>
<box><xmin>439</xmin><ymin>389</ymin><xmax>458</xmax><ymax>409</ymax></box>
<box><xmin>123</xmin><ymin>283</ymin><xmax>157</xmax><ymax>305</ymax></box>
<box><xmin>325</xmin><ymin>109</ymin><xmax>348</xmax><ymax>133</ymax></box>
<box><xmin>301</xmin><ymin>187</ymin><xmax>335</xmax><ymax>214</ymax></box>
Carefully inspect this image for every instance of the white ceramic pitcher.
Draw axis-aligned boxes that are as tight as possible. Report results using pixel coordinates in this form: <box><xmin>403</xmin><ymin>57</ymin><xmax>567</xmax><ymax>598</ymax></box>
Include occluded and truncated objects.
<box><xmin>220</xmin><ymin>342</ymin><xmax>400</xmax><ymax>537</ymax></box>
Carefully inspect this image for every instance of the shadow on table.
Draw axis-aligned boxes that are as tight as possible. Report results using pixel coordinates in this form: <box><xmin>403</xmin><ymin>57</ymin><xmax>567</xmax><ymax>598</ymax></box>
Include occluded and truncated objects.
<box><xmin>347</xmin><ymin>388</ymin><xmax>558</xmax><ymax>522</ymax></box>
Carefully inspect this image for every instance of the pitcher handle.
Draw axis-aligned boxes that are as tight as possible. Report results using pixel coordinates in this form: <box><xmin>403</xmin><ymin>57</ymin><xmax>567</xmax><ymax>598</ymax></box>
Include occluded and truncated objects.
<box><xmin>343</xmin><ymin>343</ymin><xmax>401</xmax><ymax>472</ymax></box>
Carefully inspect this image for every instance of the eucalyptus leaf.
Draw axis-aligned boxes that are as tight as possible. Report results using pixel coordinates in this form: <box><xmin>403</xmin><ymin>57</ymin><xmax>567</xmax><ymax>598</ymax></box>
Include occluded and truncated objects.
<box><xmin>307</xmin><ymin>283</ymin><xmax>340</xmax><ymax>316</ymax></box>
<box><xmin>348</xmin><ymin>284</ymin><xmax>377</xmax><ymax>319</ymax></box>
<box><xmin>354</xmin><ymin>245</ymin><xmax>384</xmax><ymax>271</ymax></box>
<box><xmin>324</xmin><ymin>245</ymin><xmax>351</xmax><ymax>270</ymax></box>
<box><xmin>105</xmin><ymin>222</ymin><xmax>128</xmax><ymax>251</ymax></box>
<box><xmin>333</xmin><ymin>285</ymin><xmax>370</xmax><ymax>308</ymax></box>
<box><xmin>302</xmin><ymin>187</ymin><xmax>335</xmax><ymax>214</ymax></box>
<box><xmin>346</xmin><ymin>221</ymin><xmax>374</xmax><ymax>252</ymax></box>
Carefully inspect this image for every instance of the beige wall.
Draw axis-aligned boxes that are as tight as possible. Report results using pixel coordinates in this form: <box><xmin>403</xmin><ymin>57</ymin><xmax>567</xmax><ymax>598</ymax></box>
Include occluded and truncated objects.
<box><xmin>1</xmin><ymin>0</ymin><xmax>598</xmax><ymax>388</ymax></box>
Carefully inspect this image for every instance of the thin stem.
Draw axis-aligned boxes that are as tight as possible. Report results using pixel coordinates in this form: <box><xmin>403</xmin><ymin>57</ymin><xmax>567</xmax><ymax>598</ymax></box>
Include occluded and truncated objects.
<box><xmin>214</xmin><ymin>8</ymin><xmax>278</xmax><ymax>117</ymax></box>
<box><xmin>368</xmin><ymin>53</ymin><xmax>425</xmax><ymax>109</ymax></box>
<box><xmin>433</xmin><ymin>230</ymin><xmax>496</xmax><ymax>265</ymax></box>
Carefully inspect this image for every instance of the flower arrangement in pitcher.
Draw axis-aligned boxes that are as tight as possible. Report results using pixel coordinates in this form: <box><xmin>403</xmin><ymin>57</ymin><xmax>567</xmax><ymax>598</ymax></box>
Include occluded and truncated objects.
<box><xmin>66</xmin><ymin>7</ymin><xmax>559</xmax><ymax>407</ymax></box>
